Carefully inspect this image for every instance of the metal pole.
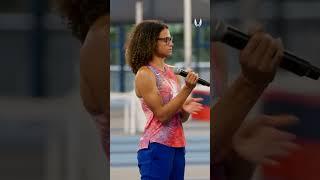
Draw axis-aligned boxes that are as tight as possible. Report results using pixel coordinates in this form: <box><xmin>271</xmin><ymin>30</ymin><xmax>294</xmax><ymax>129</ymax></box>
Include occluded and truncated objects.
<box><xmin>136</xmin><ymin>0</ymin><xmax>143</xmax><ymax>24</ymax></box>
<box><xmin>31</xmin><ymin>0</ymin><xmax>47</xmax><ymax>97</ymax></box>
<box><xmin>275</xmin><ymin>0</ymin><xmax>286</xmax><ymax>45</ymax></box>
<box><xmin>184</xmin><ymin>0</ymin><xmax>192</xmax><ymax>68</ymax></box>
<box><xmin>195</xmin><ymin>27</ymin><xmax>200</xmax><ymax>73</ymax></box>
<box><xmin>119</xmin><ymin>26</ymin><xmax>125</xmax><ymax>92</ymax></box>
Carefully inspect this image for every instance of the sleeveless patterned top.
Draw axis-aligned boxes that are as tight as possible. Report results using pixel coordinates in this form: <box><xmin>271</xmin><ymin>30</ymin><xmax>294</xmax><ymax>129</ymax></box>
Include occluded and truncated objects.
<box><xmin>138</xmin><ymin>64</ymin><xmax>186</xmax><ymax>150</ymax></box>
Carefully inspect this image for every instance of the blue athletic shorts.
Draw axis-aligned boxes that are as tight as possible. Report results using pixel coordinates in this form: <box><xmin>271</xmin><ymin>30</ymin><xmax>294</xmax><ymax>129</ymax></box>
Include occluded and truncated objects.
<box><xmin>137</xmin><ymin>142</ymin><xmax>185</xmax><ymax>180</ymax></box>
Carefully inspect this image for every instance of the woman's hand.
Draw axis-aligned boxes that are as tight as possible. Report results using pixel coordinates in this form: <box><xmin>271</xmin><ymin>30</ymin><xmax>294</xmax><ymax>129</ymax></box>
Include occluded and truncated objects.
<box><xmin>184</xmin><ymin>70</ymin><xmax>199</xmax><ymax>90</ymax></box>
<box><xmin>239</xmin><ymin>27</ymin><xmax>284</xmax><ymax>88</ymax></box>
<box><xmin>182</xmin><ymin>97</ymin><xmax>204</xmax><ymax>114</ymax></box>
<box><xmin>233</xmin><ymin>115</ymin><xmax>299</xmax><ymax>166</ymax></box>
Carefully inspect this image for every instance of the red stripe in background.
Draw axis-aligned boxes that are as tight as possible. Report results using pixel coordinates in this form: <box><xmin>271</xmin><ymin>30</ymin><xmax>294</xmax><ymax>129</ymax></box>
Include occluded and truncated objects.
<box><xmin>191</xmin><ymin>105</ymin><xmax>210</xmax><ymax>122</ymax></box>
<box><xmin>263</xmin><ymin>139</ymin><xmax>320</xmax><ymax>180</ymax></box>
<box><xmin>191</xmin><ymin>90</ymin><xmax>210</xmax><ymax>121</ymax></box>
<box><xmin>262</xmin><ymin>89</ymin><xmax>320</xmax><ymax>108</ymax></box>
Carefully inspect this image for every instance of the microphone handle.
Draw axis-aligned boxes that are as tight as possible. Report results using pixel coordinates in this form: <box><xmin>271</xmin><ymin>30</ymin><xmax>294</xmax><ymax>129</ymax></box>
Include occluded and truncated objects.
<box><xmin>178</xmin><ymin>71</ymin><xmax>210</xmax><ymax>86</ymax></box>
<box><xmin>198</xmin><ymin>78</ymin><xmax>210</xmax><ymax>86</ymax></box>
<box><xmin>222</xmin><ymin>26</ymin><xmax>317</xmax><ymax>79</ymax></box>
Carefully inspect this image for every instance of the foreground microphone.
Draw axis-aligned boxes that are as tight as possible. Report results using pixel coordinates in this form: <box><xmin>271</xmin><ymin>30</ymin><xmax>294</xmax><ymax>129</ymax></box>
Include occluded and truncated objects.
<box><xmin>174</xmin><ymin>68</ymin><xmax>210</xmax><ymax>86</ymax></box>
<box><xmin>212</xmin><ymin>18</ymin><xmax>320</xmax><ymax>80</ymax></box>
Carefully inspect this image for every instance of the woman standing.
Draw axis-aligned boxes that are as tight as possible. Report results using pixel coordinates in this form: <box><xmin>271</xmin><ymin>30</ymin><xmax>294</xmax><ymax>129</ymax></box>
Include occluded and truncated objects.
<box><xmin>126</xmin><ymin>20</ymin><xmax>203</xmax><ymax>180</ymax></box>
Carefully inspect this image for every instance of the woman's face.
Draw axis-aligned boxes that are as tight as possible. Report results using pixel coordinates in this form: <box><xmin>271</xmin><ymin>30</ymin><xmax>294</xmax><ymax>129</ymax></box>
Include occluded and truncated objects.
<box><xmin>155</xmin><ymin>28</ymin><xmax>174</xmax><ymax>58</ymax></box>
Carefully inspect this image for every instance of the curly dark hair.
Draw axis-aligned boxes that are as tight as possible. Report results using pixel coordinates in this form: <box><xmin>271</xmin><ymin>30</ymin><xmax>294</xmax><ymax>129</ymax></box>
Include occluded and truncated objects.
<box><xmin>55</xmin><ymin>0</ymin><xmax>109</xmax><ymax>43</ymax></box>
<box><xmin>125</xmin><ymin>20</ymin><xmax>168</xmax><ymax>74</ymax></box>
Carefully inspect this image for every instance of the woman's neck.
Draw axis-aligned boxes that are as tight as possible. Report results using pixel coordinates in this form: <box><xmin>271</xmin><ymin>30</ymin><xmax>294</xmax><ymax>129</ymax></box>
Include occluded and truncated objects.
<box><xmin>150</xmin><ymin>56</ymin><xmax>166</xmax><ymax>71</ymax></box>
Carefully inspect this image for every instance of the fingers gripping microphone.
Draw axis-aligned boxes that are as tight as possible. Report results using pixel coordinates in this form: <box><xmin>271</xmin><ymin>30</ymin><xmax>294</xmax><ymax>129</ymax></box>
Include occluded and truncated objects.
<box><xmin>212</xmin><ymin>18</ymin><xmax>320</xmax><ymax>80</ymax></box>
<box><xmin>174</xmin><ymin>68</ymin><xmax>210</xmax><ymax>86</ymax></box>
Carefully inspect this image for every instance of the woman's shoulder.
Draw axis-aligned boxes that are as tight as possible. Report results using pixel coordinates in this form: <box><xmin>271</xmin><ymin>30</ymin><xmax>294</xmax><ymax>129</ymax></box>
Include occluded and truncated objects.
<box><xmin>80</xmin><ymin>16</ymin><xmax>108</xmax><ymax>60</ymax></box>
<box><xmin>81</xmin><ymin>26</ymin><xmax>107</xmax><ymax>52</ymax></box>
<box><xmin>136</xmin><ymin>66</ymin><xmax>153</xmax><ymax>76</ymax></box>
<box><xmin>79</xmin><ymin>24</ymin><xmax>108</xmax><ymax>116</ymax></box>
<box><xmin>135</xmin><ymin>66</ymin><xmax>157</xmax><ymax>84</ymax></box>
<box><xmin>79</xmin><ymin>24</ymin><xmax>108</xmax><ymax>74</ymax></box>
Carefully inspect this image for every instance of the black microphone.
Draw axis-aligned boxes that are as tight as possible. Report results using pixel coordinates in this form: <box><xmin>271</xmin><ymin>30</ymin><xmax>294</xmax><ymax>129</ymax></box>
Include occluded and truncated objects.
<box><xmin>212</xmin><ymin>18</ymin><xmax>320</xmax><ymax>80</ymax></box>
<box><xmin>174</xmin><ymin>68</ymin><xmax>210</xmax><ymax>86</ymax></box>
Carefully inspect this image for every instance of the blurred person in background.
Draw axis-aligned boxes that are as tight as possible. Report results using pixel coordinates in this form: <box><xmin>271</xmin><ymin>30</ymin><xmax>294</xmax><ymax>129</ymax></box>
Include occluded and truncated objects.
<box><xmin>212</xmin><ymin>27</ymin><xmax>300</xmax><ymax>179</ymax></box>
<box><xmin>126</xmin><ymin>20</ymin><xmax>203</xmax><ymax>180</ymax></box>
<box><xmin>55</xmin><ymin>0</ymin><xmax>109</xmax><ymax>160</ymax></box>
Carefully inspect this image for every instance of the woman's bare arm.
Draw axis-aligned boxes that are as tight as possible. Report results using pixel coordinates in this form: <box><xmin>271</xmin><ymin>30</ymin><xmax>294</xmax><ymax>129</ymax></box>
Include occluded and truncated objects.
<box><xmin>79</xmin><ymin>17</ymin><xmax>109</xmax><ymax>157</ymax></box>
<box><xmin>135</xmin><ymin>68</ymin><xmax>197</xmax><ymax>123</ymax></box>
<box><xmin>211</xmin><ymin>31</ymin><xmax>284</xmax><ymax>179</ymax></box>
<box><xmin>79</xmin><ymin>22</ymin><xmax>108</xmax><ymax>116</ymax></box>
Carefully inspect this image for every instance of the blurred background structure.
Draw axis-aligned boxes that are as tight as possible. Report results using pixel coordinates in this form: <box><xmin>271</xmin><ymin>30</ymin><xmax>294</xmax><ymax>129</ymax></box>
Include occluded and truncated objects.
<box><xmin>0</xmin><ymin>1</ymin><xmax>108</xmax><ymax>180</ymax></box>
<box><xmin>110</xmin><ymin>0</ymin><xmax>210</xmax><ymax>179</ymax></box>
<box><xmin>212</xmin><ymin>0</ymin><xmax>320</xmax><ymax>179</ymax></box>
<box><xmin>110</xmin><ymin>0</ymin><xmax>211</xmax><ymax>92</ymax></box>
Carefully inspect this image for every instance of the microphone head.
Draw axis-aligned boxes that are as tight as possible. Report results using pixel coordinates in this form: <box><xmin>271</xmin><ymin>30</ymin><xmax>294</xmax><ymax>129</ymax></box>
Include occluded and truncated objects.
<box><xmin>211</xmin><ymin>18</ymin><xmax>227</xmax><ymax>42</ymax></box>
<box><xmin>173</xmin><ymin>67</ymin><xmax>189</xmax><ymax>77</ymax></box>
<box><xmin>173</xmin><ymin>67</ymin><xmax>182</xmax><ymax>75</ymax></box>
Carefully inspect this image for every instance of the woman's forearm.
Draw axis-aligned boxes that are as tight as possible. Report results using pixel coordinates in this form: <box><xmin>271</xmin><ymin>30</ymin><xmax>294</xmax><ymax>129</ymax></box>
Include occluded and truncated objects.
<box><xmin>180</xmin><ymin>109</ymin><xmax>190</xmax><ymax>123</ymax></box>
<box><xmin>224</xmin><ymin>150</ymin><xmax>256</xmax><ymax>180</ymax></box>
<box><xmin>156</xmin><ymin>86</ymin><xmax>193</xmax><ymax>123</ymax></box>
<box><xmin>211</xmin><ymin>74</ymin><xmax>267</xmax><ymax>160</ymax></box>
